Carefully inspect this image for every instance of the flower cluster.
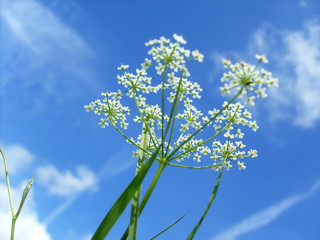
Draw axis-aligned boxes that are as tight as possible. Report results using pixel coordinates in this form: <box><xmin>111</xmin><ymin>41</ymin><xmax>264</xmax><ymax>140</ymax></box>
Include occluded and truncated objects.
<box><xmin>85</xmin><ymin>34</ymin><xmax>278</xmax><ymax>171</ymax></box>
<box><xmin>85</xmin><ymin>92</ymin><xmax>130</xmax><ymax>129</ymax></box>
<box><xmin>220</xmin><ymin>54</ymin><xmax>279</xmax><ymax>105</ymax></box>
<box><xmin>209</xmin><ymin>102</ymin><xmax>259</xmax><ymax>137</ymax></box>
<box><xmin>145</xmin><ymin>34</ymin><xmax>203</xmax><ymax>75</ymax></box>
<box><xmin>210</xmin><ymin>140</ymin><xmax>258</xmax><ymax>171</ymax></box>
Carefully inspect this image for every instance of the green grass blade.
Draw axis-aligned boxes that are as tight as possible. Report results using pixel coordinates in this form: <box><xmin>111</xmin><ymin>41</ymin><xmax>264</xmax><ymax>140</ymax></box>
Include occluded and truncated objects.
<box><xmin>186</xmin><ymin>170</ymin><xmax>223</xmax><ymax>240</ymax></box>
<box><xmin>91</xmin><ymin>146</ymin><xmax>160</xmax><ymax>240</ymax></box>
<box><xmin>120</xmin><ymin>162</ymin><xmax>166</xmax><ymax>240</ymax></box>
<box><xmin>150</xmin><ymin>214</ymin><xmax>186</xmax><ymax>240</ymax></box>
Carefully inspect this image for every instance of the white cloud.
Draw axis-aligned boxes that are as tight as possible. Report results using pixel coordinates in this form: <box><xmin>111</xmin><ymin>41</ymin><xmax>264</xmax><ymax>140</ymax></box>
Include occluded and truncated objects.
<box><xmin>210</xmin><ymin>179</ymin><xmax>320</xmax><ymax>240</ymax></box>
<box><xmin>283</xmin><ymin>21</ymin><xmax>320</xmax><ymax>127</ymax></box>
<box><xmin>36</xmin><ymin>164</ymin><xmax>98</xmax><ymax>197</ymax></box>
<box><xmin>44</xmin><ymin>147</ymin><xmax>134</xmax><ymax>225</ymax></box>
<box><xmin>0</xmin><ymin>182</ymin><xmax>51</xmax><ymax>240</ymax></box>
<box><xmin>249</xmin><ymin>20</ymin><xmax>320</xmax><ymax>128</ymax></box>
<box><xmin>0</xmin><ymin>0</ymin><xmax>98</xmax><ymax>110</ymax></box>
<box><xmin>1</xmin><ymin>144</ymin><xmax>34</xmax><ymax>175</ymax></box>
<box><xmin>1</xmin><ymin>0</ymin><xmax>94</xmax><ymax>65</ymax></box>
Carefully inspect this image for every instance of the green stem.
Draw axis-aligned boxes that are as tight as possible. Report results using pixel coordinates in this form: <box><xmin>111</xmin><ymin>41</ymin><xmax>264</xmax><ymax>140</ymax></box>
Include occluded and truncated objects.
<box><xmin>121</xmin><ymin>161</ymin><xmax>167</xmax><ymax>240</ymax></box>
<box><xmin>166</xmin><ymin>162</ymin><xmax>221</xmax><ymax>170</ymax></box>
<box><xmin>186</xmin><ymin>169</ymin><xmax>224</xmax><ymax>240</ymax></box>
<box><xmin>167</xmin><ymin>86</ymin><xmax>245</xmax><ymax>160</ymax></box>
<box><xmin>1</xmin><ymin>149</ymin><xmax>15</xmax><ymax>217</ymax></box>
<box><xmin>11</xmin><ymin>218</ymin><xmax>16</xmax><ymax>240</ymax></box>
<box><xmin>128</xmin><ymin>122</ymin><xmax>148</xmax><ymax>240</ymax></box>
<box><xmin>1</xmin><ymin>148</ymin><xmax>16</xmax><ymax>240</ymax></box>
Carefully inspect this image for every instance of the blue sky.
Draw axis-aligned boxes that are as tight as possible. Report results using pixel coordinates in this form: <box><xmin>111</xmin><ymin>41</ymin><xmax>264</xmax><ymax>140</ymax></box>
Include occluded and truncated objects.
<box><xmin>1</xmin><ymin>0</ymin><xmax>320</xmax><ymax>239</ymax></box>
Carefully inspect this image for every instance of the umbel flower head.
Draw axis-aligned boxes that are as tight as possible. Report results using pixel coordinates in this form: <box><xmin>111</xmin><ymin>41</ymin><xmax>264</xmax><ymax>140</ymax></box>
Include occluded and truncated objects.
<box><xmin>221</xmin><ymin>54</ymin><xmax>279</xmax><ymax>105</ymax></box>
<box><xmin>85</xmin><ymin>34</ymin><xmax>278</xmax><ymax>171</ymax></box>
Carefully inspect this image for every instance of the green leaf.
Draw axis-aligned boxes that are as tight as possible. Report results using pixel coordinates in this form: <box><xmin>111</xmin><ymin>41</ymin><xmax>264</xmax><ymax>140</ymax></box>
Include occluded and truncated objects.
<box><xmin>149</xmin><ymin>214</ymin><xmax>186</xmax><ymax>240</ymax></box>
<box><xmin>91</xmin><ymin>146</ymin><xmax>160</xmax><ymax>240</ymax></box>
<box><xmin>15</xmin><ymin>176</ymin><xmax>35</xmax><ymax>218</ymax></box>
<box><xmin>186</xmin><ymin>170</ymin><xmax>223</xmax><ymax>240</ymax></box>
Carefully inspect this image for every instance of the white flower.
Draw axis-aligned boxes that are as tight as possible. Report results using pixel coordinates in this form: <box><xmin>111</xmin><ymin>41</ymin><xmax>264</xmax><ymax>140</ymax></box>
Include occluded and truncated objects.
<box><xmin>117</xmin><ymin>64</ymin><xmax>129</xmax><ymax>70</ymax></box>
<box><xmin>219</xmin><ymin>55</ymin><xmax>278</xmax><ymax>105</ymax></box>
<box><xmin>84</xmin><ymin>92</ymin><xmax>130</xmax><ymax>129</ymax></box>
<box><xmin>173</xmin><ymin>33</ymin><xmax>187</xmax><ymax>44</ymax></box>
<box><xmin>255</xmin><ymin>54</ymin><xmax>268</xmax><ymax>63</ymax></box>
<box><xmin>192</xmin><ymin>50</ymin><xmax>204</xmax><ymax>62</ymax></box>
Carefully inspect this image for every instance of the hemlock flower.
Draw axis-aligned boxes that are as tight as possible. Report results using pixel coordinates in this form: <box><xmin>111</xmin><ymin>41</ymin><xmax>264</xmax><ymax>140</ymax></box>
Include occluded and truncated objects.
<box><xmin>84</xmin><ymin>92</ymin><xmax>130</xmax><ymax>129</ymax></box>
<box><xmin>86</xmin><ymin>34</ymin><xmax>276</xmax><ymax>171</ymax></box>
<box><xmin>192</xmin><ymin>50</ymin><xmax>204</xmax><ymax>62</ymax></box>
<box><xmin>210</xmin><ymin>140</ymin><xmax>256</xmax><ymax>171</ymax></box>
<box><xmin>220</xmin><ymin>57</ymin><xmax>278</xmax><ymax>105</ymax></box>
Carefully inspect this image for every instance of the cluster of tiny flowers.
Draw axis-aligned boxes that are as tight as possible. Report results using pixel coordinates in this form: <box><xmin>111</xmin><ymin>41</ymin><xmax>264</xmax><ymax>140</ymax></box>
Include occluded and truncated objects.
<box><xmin>86</xmin><ymin>34</ymin><xmax>204</xmax><ymax>133</ymax></box>
<box><xmin>170</xmin><ymin>101</ymin><xmax>259</xmax><ymax>166</ymax></box>
<box><xmin>84</xmin><ymin>92</ymin><xmax>130</xmax><ymax>129</ymax></box>
<box><xmin>210</xmin><ymin>140</ymin><xmax>257</xmax><ymax>171</ymax></box>
<box><xmin>145</xmin><ymin>34</ymin><xmax>203</xmax><ymax>75</ymax></box>
<box><xmin>85</xmin><ymin>35</ymin><xmax>276</xmax><ymax>172</ymax></box>
<box><xmin>176</xmin><ymin>105</ymin><xmax>203</xmax><ymax>132</ymax></box>
<box><xmin>220</xmin><ymin>54</ymin><xmax>279</xmax><ymax>105</ymax></box>
<box><xmin>117</xmin><ymin>66</ymin><xmax>161</xmax><ymax>98</ymax></box>
<box><xmin>209</xmin><ymin>102</ymin><xmax>259</xmax><ymax>137</ymax></box>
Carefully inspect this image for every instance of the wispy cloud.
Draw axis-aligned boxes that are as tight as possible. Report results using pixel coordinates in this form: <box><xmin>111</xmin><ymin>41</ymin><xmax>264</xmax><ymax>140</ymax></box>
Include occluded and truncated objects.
<box><xmin>1</xmin><ymin>144</ymin><xmax>34</xmax><ymax>176</ymax></box>
<box><xmin>249</xmin><ymin>20</ymin><xmax>320</xmax><ymax>128</ymax></box>
<box><xmin>43</xmin><ymin>146</ymin><xmax>135</xmax><ymax>225</ymax></box>
<box><xmin>210</xmin><ymin>179</ymin><xmax>320</xmax><ymax>240</ymax></box>
<box><xmin>36</xmin><ymin>164</ymin><xmax>98</xmax><ymax>197</ymax></box>
<box><xmin>1</xmin><ymin>0</ymin><xmax>98</xmax><ymax>111</ymax></box>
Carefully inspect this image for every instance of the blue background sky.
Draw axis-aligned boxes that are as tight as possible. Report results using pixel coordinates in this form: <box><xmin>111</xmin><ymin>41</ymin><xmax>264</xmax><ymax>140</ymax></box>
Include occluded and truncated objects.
<box><xmin>1</xmin><ymin>0</ymin><xmax>320</xmax><ymax>239</ymax></box>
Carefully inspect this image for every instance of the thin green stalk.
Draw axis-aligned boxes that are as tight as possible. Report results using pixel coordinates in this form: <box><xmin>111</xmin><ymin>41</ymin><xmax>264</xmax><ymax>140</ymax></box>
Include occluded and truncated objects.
<box><xmin>168</xmin><ymin>123</ymin><xmax>230</xmax><ymax>162</ymax></box>
<box><xmin>166</xmin><ymin>162</ymin><xmax>221</xmax><ymax>170</ymax></box>
<box><xmin>1</xmin><ymin>148</ymin><xmax>15</xmax><ymax>240</ymax></box>
<box><xmin>161</xmin><ymin>63</ymin><xmax>168</xmax><ymax>158</ymax></box>
<box><xmin>165</xmin><ymin>71</ymin><xmax>184</xmax><ymax>156</ymax></box>
<box><xmin>1</xmin><ymin>149</ymin><xmax>34</xmax><ymax>240</ymax></box>
<box><xmin>1</xmin><ymin>149</ymin><xmax>15</xmax><ymax>217</ymax></box>
<box><xmin>11</xmin><ymin>218</ymin><xmax>16</xmax><ymax>240</ymax></box>
<box><xmin>121</xmin><ymin>161</ymin><xmax>167</xmax><ymax>240</ymax></box>
<box><xmin>150</xmin><ymin>214</ymin><xmax>186</xmax><ymax>240</ymax></box>
<box><xmin>92</xmin><ymin>146</ymin><xmax>161</xmax><ymax>240</ymax></box>
<box><xmin>167</xmin><ymin>86</ymin><xmax>245</xmax><ymax>160</ymax></box>
<box><xmin>128</xmin><ymin>122</ymin><xmax>148</xmax><ymax>240</ymax></box>
<box><xmin>186</xmin><ymin>169</ymin><xmax>223</xmax><ymax>240</ymax></box>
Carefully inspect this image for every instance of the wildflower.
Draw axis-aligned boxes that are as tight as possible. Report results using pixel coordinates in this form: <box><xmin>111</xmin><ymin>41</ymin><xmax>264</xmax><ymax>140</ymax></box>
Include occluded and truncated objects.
<box><xmin>220</xmin><ymin>57</ymin><xmax>278</xmax><ymax>105</ymax></box>
<box><xmin>210</xmin><ymin>140</ymin><xmax>256</xmax><ymax>171</ymax></box>
<box><xmin>255</xmin><ymin>54</ymin><xmax>268</xmax><ymax>63</ymax></box>
<box><xmin>84</xmin><ymin>92</ymin><xmax>130</xmax><ymax>129</ymax></box>
<box><xmin>85</xmin><ymin>34</ymin><xmax>273</xmax><ymax>172</ymax></box>
<box><xmin>192</xmin><ymin>50</ymin><xmax>204</xmax><ymax>62</ymax></box>
<box><xmin>173</xmin><ymin>33</ymin><xmax>187</xmax><ymax>44</ymax></box>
